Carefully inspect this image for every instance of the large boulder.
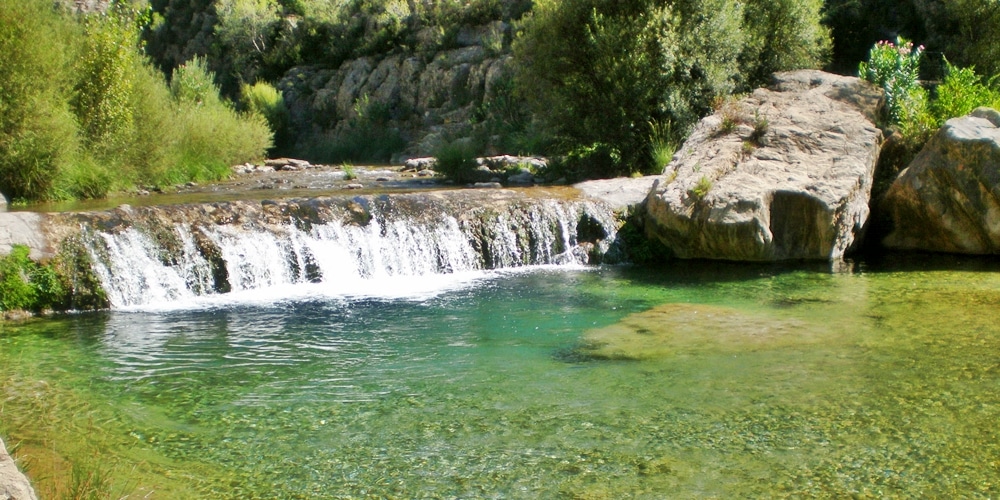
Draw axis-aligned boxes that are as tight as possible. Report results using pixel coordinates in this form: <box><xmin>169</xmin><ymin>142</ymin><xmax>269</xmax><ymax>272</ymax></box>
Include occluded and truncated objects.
<box><xmin>0</xmin><ymin>437</ymin><xmax>37</xmax><ymax>500</ymax></box>
<box><xmin>645</xmin><ymin>70</ymin><xmax>883</xmax><ymax>261</ymax></box>
<box><xmin>882</xmin><ymin>108</ymin><xmax>1000</xmax><ymax>253</ymax></box>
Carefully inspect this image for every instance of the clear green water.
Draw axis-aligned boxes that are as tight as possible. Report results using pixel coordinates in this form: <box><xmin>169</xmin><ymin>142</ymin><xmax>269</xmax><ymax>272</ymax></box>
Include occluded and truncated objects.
<box><xmin>3</xmin><ymin>258</ymin><xmax>1000</xmax><ymax>498</ymax></box>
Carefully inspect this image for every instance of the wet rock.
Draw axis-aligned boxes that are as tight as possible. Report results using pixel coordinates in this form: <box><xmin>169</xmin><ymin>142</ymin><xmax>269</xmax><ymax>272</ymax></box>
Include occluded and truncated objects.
<box><xmin>646</xmin><ymin>70</ymin><xmax>883</xmax><ymax>261</ymax></box>
<box><xmin>417</xmin><ymin>169</ymin><xmax>437</xmax><ymax>177</ymax></box>
<box><xmin>883</xmin><ymin>108</ymin><xmax>1000</xmax><ymax>253</ymax></box>
<box><xmin>0</xmin><ymin>437</ymin><xmax>37</xmax><ymax>500</ymax></box>
<box><xmin>473</xmin><ymin>182</ymin><xmax>503</xmax><ymax>189</ymax></box>
<box><xmin>345</xmin><ymin>183</ymin><xmax>364</xmax><ymax>190</ymax></box>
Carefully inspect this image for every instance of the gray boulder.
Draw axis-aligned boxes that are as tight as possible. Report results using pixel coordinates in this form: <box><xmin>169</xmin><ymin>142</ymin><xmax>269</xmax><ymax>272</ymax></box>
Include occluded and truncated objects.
<box><xmin>645</xmin><ymin>70</ymin><xmax>883</xmax><ymax>261</ymax></box>
<box><xmin>0</xmin><ymin>437</ymin><xmax>37</xmax><ymax>500</ymax></box>
<box><xmin>0</xmin><ymin>191</ymin><xmax>7</xmax><ymax>212</ymax></box>
<box><xmin>882</xmin><ymin>107</ymin><xmax>1000</xmax><ymax>253</ymax></box>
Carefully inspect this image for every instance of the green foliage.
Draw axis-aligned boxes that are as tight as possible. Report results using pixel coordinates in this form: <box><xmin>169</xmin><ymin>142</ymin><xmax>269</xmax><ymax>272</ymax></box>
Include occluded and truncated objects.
<box><xmin>859</xmin><ymin>38</ymin><xmax>925</xmax><ymax>124</ymax></box>
<box><xmin>0</xmin><ymin>0</ymin><xmax>271</xmax><ymax>203</ymax></box>
<box><xmin>341</xmin><ymin>163</ymin><xmax>357</xmax><ymax>180</ymax></box>
<box><xmin>689</xmin><ymin>176</ymin><xmax>713</xmax><ymax>199</ymax></box>
<box><xmin>649</xmin><ymin>120</ymin><xmax>678</xmax><ymax>170</ymax></box>
<box><xmin>241</xmin><ymin>81</ymin><xmax>291</xmax><ymax>153</ymax></box>
<box><xmin>931</xmin><ymin>0</ymin><xmax>1000</xmax><ymax>77</ymax></box>
<box><xmin>74</xmin><ymin>4</ymin><xmax>146</xmax><ymax>161</ymax></box>
<box><xmin>0</xmin><ymin>245</ymin><xmax>66</xmax><ymax>312</ymax></box>
<box><xmin>513</xmin><ymin>0</ymin><xmax>829</xmax><ymax>179</ymax></box>
<box><xmin>740</xmin><ymin>0</ymin><xmax>831</xmax><ymax>84</ymax></box>
<box><xmin>0</xmin><ymin>0</ymin><xmax>79</xmax><ymax>201</ymax></box>
<box><xmin>214</xmin><ymin>0</ymin><xmax>281</xmax><ymax>87</ymax></box>
<box><xmin>433</xmin><ymin>141</ymin><xmax>479</xmax><ymax>184</ymax></box>
<box><xmin>824</xmin><ymin>0</ymin><xmax>1000</xmax><ymax>79</ymax></box>
<box><xmin>932</xmin><ymin>62</ymin><xmax>1000</xmax><ymax>125</ymax></box>
<box><xmin>304</xmin><ymin>93</ymin><xmax>403</xmax><ymax>163</ymax></box>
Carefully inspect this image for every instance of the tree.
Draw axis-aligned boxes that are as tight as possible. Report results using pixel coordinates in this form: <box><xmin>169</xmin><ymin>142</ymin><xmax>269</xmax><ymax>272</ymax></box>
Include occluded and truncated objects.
<box><xmin>513</xmin><ymin>0</ymin><xmax>829</xmax><ymax>178</ymax></box>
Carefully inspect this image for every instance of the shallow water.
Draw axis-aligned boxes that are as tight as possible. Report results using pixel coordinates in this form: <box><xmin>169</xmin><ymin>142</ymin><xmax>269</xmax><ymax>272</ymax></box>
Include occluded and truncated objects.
<box><xmin>3</xmin><ymin>257</ymin><xmax>1000</xmax><ymax>498</ymax></box>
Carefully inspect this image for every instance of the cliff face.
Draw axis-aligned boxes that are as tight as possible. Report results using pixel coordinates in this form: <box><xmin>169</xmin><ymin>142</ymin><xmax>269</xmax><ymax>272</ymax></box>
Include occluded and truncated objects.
<box><xmin>280</xmin><ymin>34</ymin><xmax>514</xmax><ymax>160</ymax></box>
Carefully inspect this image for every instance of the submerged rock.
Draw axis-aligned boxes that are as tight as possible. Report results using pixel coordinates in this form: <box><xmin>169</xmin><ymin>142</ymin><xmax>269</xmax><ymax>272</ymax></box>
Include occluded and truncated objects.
<box><xmin>646</xmin><ymin>70</ymin><xmax>883</xmax><ymax>261</ymax></box>
<box><xmin>576</xmin><ymin>303</ymin><xmax>816</xmax><ymax>361</ymax></box>
<box><xmin>0</xmin><ymin>437</ymin><xmax>37</xmax><ymax>500</ymax></box>
<box><xmin>882</xmin><ymin>108</ymin><xmax>1000</xmax><ymax>253</ymax></box>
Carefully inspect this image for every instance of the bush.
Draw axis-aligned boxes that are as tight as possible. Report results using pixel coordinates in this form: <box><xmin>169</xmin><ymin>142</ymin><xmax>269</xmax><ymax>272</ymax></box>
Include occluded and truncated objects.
<box><xmin>241</xmin><ymin>81</ymin><xmax>291</xmax><ymax>153</ymax></box>
<box><xmin>433</xmin><ymin>141</ymin><xmax>479</xmax><ymax>184</ymax></box>
<box><xmin>741</xmin><ymin>0</ymin><xmax>830</xmax><ymax>85</ymax></box>
<box><xmin>859</xmin><ymin>38</ymin><xmax>925</xmax><ymax>124</ymax></box>
<box><xmin>931</xmin><ymin>62</ymin><xmax>1000</xmax><ymax>125</ymax></box>
<box><xmin>168</xmin><ymin>58</ymin><xmax>272</xmax><ymax>183</ymax></box>
<box><xmin>304</xmin><ymin>93</ymin><xmax>404</xmax><ymax>164</ymax></box>
<box><xmin>513</xmin><ymin>0</ymin><xmax>829</xmax><ymax>179</ymax></box>
<box><xmin>0</xmin><ymin>245</ymin><xmax>66</xmax><ymax>312</ymax></box>
<box><xmin>0</xmin><ymin>0</ymin><xmax>80</xmax><ymax>201</ymax></box>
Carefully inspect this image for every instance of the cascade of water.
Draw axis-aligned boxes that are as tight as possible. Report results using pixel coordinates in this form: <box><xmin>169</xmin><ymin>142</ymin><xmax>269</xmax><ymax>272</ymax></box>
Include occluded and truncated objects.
<box><xmin>81</xmin><ymin>196</ymin><xmax>618</xmax><ymax>308</ymax></box>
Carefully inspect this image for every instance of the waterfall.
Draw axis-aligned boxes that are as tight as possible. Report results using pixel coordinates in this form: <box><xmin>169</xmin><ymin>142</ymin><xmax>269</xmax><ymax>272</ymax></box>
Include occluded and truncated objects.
<box><xmin>76</xmin><ymin>193</ymin><xmax>619</xmax><ymax>308</ymax></box>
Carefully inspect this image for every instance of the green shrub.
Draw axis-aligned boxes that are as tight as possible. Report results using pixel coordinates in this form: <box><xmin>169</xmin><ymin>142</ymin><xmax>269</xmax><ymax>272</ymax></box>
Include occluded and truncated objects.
<box><xmin>433</xmin><ymin>141</ymin><xmax>479</xmax><ymax>184</ymax></box>
<box><xmin>936</xmin><ymin>0</ymin><xmax>1000</xmax><ymax>77</ymax></box>
<box><xmin>73</xmin><ymin>4</ymin><xmax>146</xmax><ymax>161</ymax></box>
<box><xmin>241</xmin><ymin>81</ymin><xmax>291</xmax><ymax>153</ymax></box>
<box><xmin>304</xmin><ymin>93</ymin><xmax>404</xmax><ymax>163</ymax></box>
<box><xmin>689</xmin><ymin>176</ymin><xmax>713</xmax><ymax>199</ymax></box>
<box><xmin>859</xmin><ymin>38</ymin><xmax>925</xmax><ymax>124</ymax></box>
<box><xmin>0</xmin><ymin>0</ymin><xmax>80</xmax><ymax>201</ymax></box>
<box><xmin>0</xmin><ymin>245</ymin><xmax>66</xmax><ymax>312</ymax></box>
<box><xmin>740</xmin><ymin>0</ymin><xmax>830</xmax><ymax>85</ymax></box>
<box><xmin>514</xmin><ymin>0</ymin><xmax>829</xmax><ymax>178</ymax></box>
<box><xmin>932</xmin><ymin>62</ymin><xmax>1000</xmax><ymax>125</ymax></box>
<box><xmin>214</xmin><ymin>0</ymin><xmax>281</xmax><ymax>89</ymax></box>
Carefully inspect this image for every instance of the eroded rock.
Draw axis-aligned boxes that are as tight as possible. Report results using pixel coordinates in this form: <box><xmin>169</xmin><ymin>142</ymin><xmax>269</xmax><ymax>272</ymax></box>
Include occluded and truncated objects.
<box><xmin>882</xmin><ymin>107</ymin><xmax>1000</xmax><ymax>253</ymax></box>
<box><xmin>646</xmin><ymin>70</ymin><xmax>883</xmax><ymax>261</ymax></box>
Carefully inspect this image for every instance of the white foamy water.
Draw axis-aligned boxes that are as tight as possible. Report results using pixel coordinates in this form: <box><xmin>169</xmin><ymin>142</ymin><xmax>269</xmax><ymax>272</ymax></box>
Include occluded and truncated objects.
<box><xmin>83</xmin><ymin>199</ymin><xmax>615</xmax><ymax>310</ymax></box>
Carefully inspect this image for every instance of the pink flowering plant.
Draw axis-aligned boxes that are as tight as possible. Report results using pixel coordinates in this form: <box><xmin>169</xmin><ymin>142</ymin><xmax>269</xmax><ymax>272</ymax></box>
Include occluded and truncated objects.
<box><xmin>859</xmin><ymin>38</ymin><xmax>925</xmax><ymax>123</ymax></box>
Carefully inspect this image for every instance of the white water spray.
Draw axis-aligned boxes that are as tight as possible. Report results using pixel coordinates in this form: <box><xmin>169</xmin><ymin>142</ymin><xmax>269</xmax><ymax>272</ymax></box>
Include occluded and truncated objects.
<box><xmin>84</xmin><ymin>198</ymin><xmax>618</xmax><ymax>309</ymax></box>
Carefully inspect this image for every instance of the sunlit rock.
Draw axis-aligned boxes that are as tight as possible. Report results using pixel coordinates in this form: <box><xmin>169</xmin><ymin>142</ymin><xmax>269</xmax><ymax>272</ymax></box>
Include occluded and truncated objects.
<box><xmin>646</xmin><ymin>70</ymin><xmax>883</xmax><ymax>261</ymax></box>
<box><xmin>882</xmin><ymin>107</ymin><xmax>1000</xmax><ymax>253</ymax></box>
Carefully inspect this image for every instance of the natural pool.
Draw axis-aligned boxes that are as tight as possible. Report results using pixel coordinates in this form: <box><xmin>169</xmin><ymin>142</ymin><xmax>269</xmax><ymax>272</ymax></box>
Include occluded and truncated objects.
<box><xmin>2</xmin><ymin>256</ymin><xmax>1000</xmax><ymax>498</ymax></box>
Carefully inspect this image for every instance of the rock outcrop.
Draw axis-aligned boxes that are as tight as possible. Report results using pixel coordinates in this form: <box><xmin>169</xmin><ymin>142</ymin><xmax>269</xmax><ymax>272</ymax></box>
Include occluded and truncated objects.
<box><xmin>280</xmin><ymin>44</ymin><xmax>511</xmax><ymax>158</ymax></box>
<box><xmin>882</xmin><ymin>108</ymin><xmax>1000</xmax><ymax>253</ymax></box>
<box><xmin>645</xmin><ymin>70</ymin><xmax>883</xmax><ymax>261</ymax></box>
<box><xmin>0</xmin><ymin>437</ymin><xmax>37</xmax><ymax>500</ymax></box>
<box><xmin>0</xmin><ymin>212</ymin><xmax>49</xmax><ymax>260</ymax></box>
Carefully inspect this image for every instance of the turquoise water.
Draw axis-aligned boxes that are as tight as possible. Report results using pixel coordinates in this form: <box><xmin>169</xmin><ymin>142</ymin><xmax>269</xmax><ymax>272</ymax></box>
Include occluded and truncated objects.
<box><xmin>3</xmin><ymin>258</ymin><xmax>1000</xmax><ymax>498</ymax></box>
